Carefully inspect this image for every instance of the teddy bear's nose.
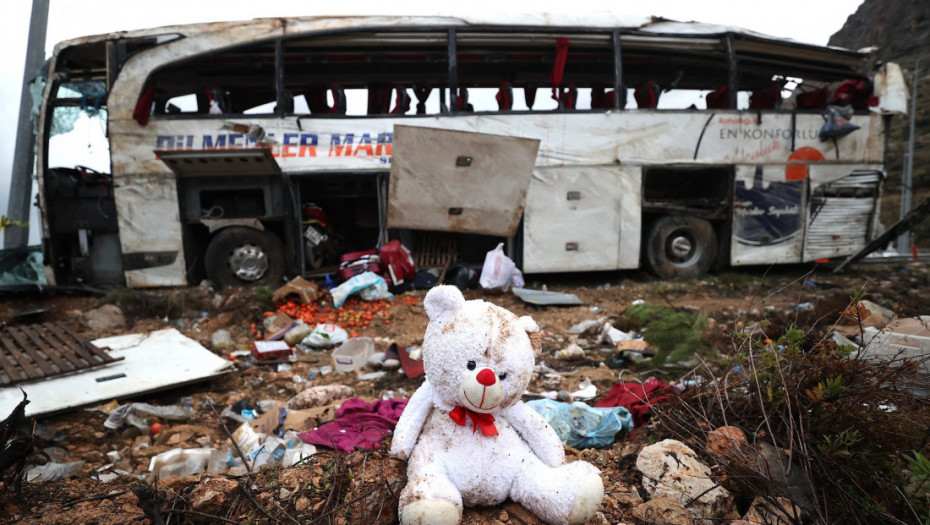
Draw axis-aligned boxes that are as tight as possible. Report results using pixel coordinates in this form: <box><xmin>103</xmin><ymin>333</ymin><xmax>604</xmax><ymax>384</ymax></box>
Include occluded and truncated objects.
<box><xmin>476</xmin><ymin>368</ymin><xmax>496</xmax><ymax>386</ymax></box>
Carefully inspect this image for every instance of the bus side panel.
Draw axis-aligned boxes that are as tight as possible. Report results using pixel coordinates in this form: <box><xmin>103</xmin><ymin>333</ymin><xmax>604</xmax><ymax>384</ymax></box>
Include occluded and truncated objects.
<box><xmin>803</xmin><ymin>165</ymin><xmax>883</xmax><ymax>262</ymax></box>
<box><xmin>522</xmin><ymin>165</ymin><xmax>638</xmax><ymax>273</ymax></box>
<box><xmin>730</xmin><ymin>164</ymin><xmax>805</xmax><ymax>266</ymax></box>
<box><xmin>112</xmin><ymin>172</ymin><xmax>188</xmax><ymax>287</ymax></box>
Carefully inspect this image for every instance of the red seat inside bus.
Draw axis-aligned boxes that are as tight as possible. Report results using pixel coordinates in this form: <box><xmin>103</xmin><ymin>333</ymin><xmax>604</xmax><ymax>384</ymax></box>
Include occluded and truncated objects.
<box><xmin>634</xmin><ymin>81</ymin><xmax>660</xmax><ymax>109</ymax></box>
<box><xmin>496</xmin><ymin>82</ymin><xmax>513</xmax><ymax>111</ymax></box>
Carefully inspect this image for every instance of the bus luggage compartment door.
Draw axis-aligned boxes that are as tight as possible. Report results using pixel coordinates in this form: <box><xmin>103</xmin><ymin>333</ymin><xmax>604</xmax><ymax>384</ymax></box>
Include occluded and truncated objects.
<box><xmin>803</xmin><ymin>166</ymin><xmax>882</xmax><ymax>262</ymax></box>
<box><xmin>522</xmin><ymin>166</ymin><xmax>640</xmax><ymax>273</ymax></box>
<box><xmin>387</xmin><ymin>125</ymin><xmax>539</xmax><ymax>237</ymax></box>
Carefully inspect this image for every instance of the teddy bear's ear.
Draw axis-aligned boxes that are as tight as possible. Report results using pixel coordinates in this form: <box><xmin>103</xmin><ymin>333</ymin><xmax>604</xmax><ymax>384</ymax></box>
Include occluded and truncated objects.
<box><xmin>518</xmin><ymin>315</ymin><xmax>542</xmax><ymax>356</ymax></box>
<box><xmin>424</xmin><ymin>285</ymin><xmax>466</xmax><ymax>321</ymax></box>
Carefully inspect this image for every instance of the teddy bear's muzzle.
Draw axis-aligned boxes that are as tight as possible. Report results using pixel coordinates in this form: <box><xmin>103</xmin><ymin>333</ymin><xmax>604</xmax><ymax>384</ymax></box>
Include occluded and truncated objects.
<box><xmin>459</xmin><ymin>367</ymin><xmax>505</xmax><ymax>413</ymax></box>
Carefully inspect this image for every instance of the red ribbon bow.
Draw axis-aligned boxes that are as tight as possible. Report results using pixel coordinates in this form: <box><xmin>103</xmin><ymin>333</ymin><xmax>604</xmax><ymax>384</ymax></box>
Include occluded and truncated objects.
<box><xmin>449</xmin><ymin>406</ymin><xmax>498</xmax><ymax>437</ymax></box>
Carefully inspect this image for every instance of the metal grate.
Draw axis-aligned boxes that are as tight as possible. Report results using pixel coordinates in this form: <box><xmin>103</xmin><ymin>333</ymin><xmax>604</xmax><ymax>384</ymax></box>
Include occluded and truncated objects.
<box><xmin>0</xmin><ymin>322</ymin><xmax>124</xmax><ymax>386</ymax></box>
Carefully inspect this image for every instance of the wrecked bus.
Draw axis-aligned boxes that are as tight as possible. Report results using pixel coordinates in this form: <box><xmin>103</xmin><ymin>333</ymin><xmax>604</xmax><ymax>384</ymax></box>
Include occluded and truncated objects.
<box><xmin>35</xmin><ymin>15</ymin><xmax>907</xmax><ymax>287</ymax></box>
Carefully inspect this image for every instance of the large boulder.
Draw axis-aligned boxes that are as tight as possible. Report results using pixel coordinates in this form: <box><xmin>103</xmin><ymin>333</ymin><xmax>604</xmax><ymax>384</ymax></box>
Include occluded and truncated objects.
<box><xmin>636</xmin><ymin>439</ymin><xmax>737</xmax><ymax>524</ymax></box>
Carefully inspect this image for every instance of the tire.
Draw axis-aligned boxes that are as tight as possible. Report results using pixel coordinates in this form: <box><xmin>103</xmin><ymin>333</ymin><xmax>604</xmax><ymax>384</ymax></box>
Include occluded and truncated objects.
<box><xmin>204</xmin><ymin>227</ymin><xmax>285</xmax><ymax>288</ymax></box>
<box><xmin>644</xmin><ymin>216</ymin><xmax>717</xmax><ymax>280</ymax></box>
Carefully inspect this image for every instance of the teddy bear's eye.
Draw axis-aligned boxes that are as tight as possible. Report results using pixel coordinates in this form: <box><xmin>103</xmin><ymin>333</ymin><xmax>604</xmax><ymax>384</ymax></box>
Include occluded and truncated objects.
<box><xmin>467</xmin><ymin>361</ymin><xmax>476</xmax><ymax>370</ymax></box>
<box><xmin>498</xmin><ymin>372</ymin><xmax>507</xmax><ymax>380</ymax></box>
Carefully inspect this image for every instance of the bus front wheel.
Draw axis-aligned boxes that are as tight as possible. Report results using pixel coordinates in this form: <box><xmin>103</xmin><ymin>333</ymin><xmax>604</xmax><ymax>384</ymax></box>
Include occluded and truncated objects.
<box><xmin>205</xmin><ymin>227</ymin><xmax>285</xmax><ymax>288</ymax></box>
<box><xmin>644</xmin><ymin>216</ymin><xmax>717</xmax><ymax>280</ymax></box>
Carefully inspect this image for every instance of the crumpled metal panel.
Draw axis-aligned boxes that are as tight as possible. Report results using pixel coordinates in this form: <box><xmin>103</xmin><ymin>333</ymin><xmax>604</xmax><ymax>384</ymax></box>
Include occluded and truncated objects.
<box><xmin>803</xmin><ymin>167</ymin><xmax>882</xmax><ymax>261</ymax></box>
<box><xmin>387</xmin><ymin>125</ymin><xmax>539</xmax><ymax>236</ymax></box>
<box><xmin>111</xmin><ymin>171</ymin><xmax>187</xmax><ymax>287</ymax></box>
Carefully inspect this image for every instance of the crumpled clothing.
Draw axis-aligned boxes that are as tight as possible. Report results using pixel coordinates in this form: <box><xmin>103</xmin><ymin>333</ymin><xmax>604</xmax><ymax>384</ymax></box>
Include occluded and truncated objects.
<box><xmin>298</xmin><ymin>397</ymin><xmax>407</xmax><ymax>452</ymax></box>
<box><xmin>594</xmin><ymin>377</ymin><xmax>674</xmax><ymax>427</ymax></box>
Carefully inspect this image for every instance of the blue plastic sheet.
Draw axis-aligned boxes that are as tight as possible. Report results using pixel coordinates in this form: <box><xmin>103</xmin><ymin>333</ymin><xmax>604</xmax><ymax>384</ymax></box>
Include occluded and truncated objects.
<box><xmin>527</xmin><ymin>399</ymin><xmax>633</xmax><ymax>449</ymax></box>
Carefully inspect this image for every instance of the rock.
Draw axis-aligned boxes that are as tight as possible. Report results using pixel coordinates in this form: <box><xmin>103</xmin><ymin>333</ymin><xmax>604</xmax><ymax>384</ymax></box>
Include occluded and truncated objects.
<box><xmin>82</xmin><ymin>304</ymin><xmax>126</xmax><ymax>333</ymax></box>
<box><xmin>742</xmin><ymin>496</ymin><xmax>802</xmax><ymax>524</ymax></box>
<box><xmin>705</xmin><ymin>426</ymin><xmax>749</xmax><ymax>460</ymax></box>
<box><xmin>630</xmin><ymin>495</ymin><xmax>693</xmax><ymax>525</ymax></box>
<box><xmin>636</xmin><ymin>439</ymin><xmax>737</xmax><ymax>523</ymax></box>
<box><xmin>285</xmin><ymin>384</ymin><xmax>355</xmax><ymax>410</ymax></box>
<box><xmin>189</xmin><ymin>477</ymin><xmax>239</xmax><ymax>513</ymax></box>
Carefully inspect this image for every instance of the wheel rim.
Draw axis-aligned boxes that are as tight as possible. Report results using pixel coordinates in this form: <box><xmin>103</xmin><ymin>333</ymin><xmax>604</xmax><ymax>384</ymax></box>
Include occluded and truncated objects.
<box><xmin>228</xmin><ymin>242</ymin><xmax>268</xmax><ymax>281</ymax></box>
<box><xmin>667</xmin><ymin>230</ymin><xmax>697</xmax><ymax>263</ymax></box>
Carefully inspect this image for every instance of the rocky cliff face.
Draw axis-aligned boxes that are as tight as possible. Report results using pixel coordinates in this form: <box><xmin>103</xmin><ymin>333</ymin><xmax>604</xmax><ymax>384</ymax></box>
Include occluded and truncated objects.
<box><xmin>830</xmin><ymin>0</ymin><xmax>930</xmax><ymax>241</ymax></box>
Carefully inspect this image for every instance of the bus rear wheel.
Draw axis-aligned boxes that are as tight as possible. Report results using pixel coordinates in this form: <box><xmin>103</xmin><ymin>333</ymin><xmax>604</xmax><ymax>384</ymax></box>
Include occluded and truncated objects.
<box><xmin>644</xmin><ymin>216</ymin><xmax>716</xmax><ymax>280</ymax></box>
<box><xmin>205</xmin><ymin>227</ymin><xmax>285</xmax><ymax>288</ymax></box>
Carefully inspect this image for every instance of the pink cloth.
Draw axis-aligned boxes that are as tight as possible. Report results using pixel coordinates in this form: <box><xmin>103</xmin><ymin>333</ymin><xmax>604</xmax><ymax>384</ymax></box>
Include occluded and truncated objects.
<box><xmin>299</xmin><ymin>397</ymin><xmax>407</xmax><ymax>452</ymax></box>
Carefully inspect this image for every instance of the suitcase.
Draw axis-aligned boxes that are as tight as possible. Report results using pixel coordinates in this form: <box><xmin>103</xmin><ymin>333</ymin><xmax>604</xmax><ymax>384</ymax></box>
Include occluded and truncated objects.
<box><xmin>338</xmin><ymin>250</ymin><xmax>381</xmax><ymax>281</ymax></box>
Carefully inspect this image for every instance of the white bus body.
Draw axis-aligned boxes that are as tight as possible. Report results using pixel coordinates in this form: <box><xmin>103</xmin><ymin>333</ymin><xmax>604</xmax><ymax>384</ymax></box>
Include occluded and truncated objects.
<box><xmin>35</xmin><ymin>16</ymin><xmax>907</xmax><ymax>287</ymax></box>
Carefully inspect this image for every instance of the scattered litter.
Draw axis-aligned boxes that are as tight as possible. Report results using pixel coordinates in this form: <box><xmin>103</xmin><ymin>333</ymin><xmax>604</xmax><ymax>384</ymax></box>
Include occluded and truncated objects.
<box><xmin>597</xmin><ymin>323</ymin><xmax>632</xmax><ymax>345</ymax></box>
<box><xmin>263</xmin><ymin>313</ymin><xmax>297</xmax><ymax>341</ymax></box>
<box><xmin>512</xmin><ymin>287</ymin><xmax>584</xmax><ymax>306</ymax></box>
<box><xmin>358</xmin><ymin>371</ymin><xmax>388</xmax><ymax>381</ymax></box>
<box><xmin>149</xmin><ymin>447</ymin><xmax>226</xmax><ymax>479</ymax></box>
<box><xmin>571</xmin><ymin>378</ymin><xmax>597</xmax><ymax>400</ymax></box>
<box><xmin>331</xmin><ymin>337</ymin><xmax>375</xmax><ymax>373</ymax></box>
<box><xmin>210</xmin><ymin>329</ymin><xmax>232</xmax><ymax>350</ymax></box>
<box><xmin>616</xmin><ymin>340</ymin><xmax>649</xmax><ymax>352</ymax></box>
<box><xmin>631</xmin><ymin>299</ymin><xmax>645</xmax><ymax>306</ymax></box>
<box><xmin>252</xmin><ymin>340</ymin><xmax>292</xmax><ymax>361</ymax></box>
<box><xmin>527</xmin><ymin>399</ymin><xmax>632</xmax><ymax>449</ymax></box>
<box><xmin>24</xmin><ymin>461</ymin><xmax>85</xmax><ymax>483</ymax></box>
<box><xmin>283</xmin><ymin>323</ymin><xmax>314</xmax><ymax>345</ymax></box>
<box><xmin>396</xmin><ymin>343</ymin><xmax>424</xmax><ymax>379</ymax></box>
<box><xmin>479</xmin><ymin>243</ymin><xmax>524</xmax><ymax>292</ymax></box>
<box><xmin>330</xmin><ymin>272</ymin><xmax>393</xmax><ymax>308</ymax></box>
<box><xmin>595</xmin><ymin>378</ymin><xmax>675</xmax><ymax>427</ymax></box>
<box><xmin>555</xmin><ymin>343</ymin><xmax>585</xmax><ymax>360</ymax></box>
<box><xmin>286</xmin><ymin>385</ymin><xmax>355</xmax><ymax>410</ymax></box>
<box><xmin>791</xmin><ymin>302</ymin><xmax>814</xmax><ymax>312</ymax></box>
<box><xmin>102</xmin><ymin>402</ymin><xmax>193</xmax><ymax>431</ymax></box>
<box><xmin>299</xmin><ymin>398</ymin><xmax>407</xmax><ymax>453</ymax></box>
<box><xmin>272</xmin><ymin>276</ymin><xmax>322</xmax><ymax>304</ymax></box>
<box><xmin>301</xmin><ymin>324</ymin><xmax>349</xmax><ymax>348</ymax></box>
<box><xmin>567</xmin><ymin>318</ymin><xmax>604</xmax><ymax>335</ymax></box>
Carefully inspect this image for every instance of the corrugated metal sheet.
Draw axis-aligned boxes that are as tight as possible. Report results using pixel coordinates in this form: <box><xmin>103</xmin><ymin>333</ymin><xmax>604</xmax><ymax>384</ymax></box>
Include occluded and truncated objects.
<box><xmin>804</xmin><ymin>170</ymin><xmax>881</xmax><ymax>261</ymax></box>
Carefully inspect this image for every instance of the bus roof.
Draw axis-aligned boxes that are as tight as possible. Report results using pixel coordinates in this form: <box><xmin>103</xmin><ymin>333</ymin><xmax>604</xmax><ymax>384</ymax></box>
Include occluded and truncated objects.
<box><xmin>53</xmin><ymin>14</ymin><xmax>868</xmax><ymax>63</ymax></box>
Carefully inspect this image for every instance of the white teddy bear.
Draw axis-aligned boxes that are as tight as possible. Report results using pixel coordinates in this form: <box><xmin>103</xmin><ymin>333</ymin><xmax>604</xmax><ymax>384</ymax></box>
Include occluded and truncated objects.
<box><xmin>390</xmin><ymin>285</ymin><xmax>604</xmax><ymax>525</ymax></box>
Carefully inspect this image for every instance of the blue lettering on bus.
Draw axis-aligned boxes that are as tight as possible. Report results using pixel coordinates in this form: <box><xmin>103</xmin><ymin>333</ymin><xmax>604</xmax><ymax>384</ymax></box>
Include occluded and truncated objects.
<box><xmin>203</xmin><ymin>135</ymin><xmax>227</xmax><ymax>148</ymax></box>
<box><xmin>329</xmin><ymin>133</ymin><xmax>355</xmax><ymax>156</ymax></box>
<box><xmin>154</xmin><ymin>132</ymin><xmax>391</xmax><ymax>159</ymax></box>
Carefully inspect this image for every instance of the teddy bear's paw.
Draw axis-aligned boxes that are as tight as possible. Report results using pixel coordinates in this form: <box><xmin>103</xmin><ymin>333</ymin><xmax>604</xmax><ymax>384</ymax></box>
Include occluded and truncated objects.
<box><xmin>567</xmin><ymin>473</ymin><xmax>604</xmax><ymax>525</ymax></box>
<box><xmin>401</xmin><ymin>498</ymin><xmax>461</xmax><ymax>525</ymax></box>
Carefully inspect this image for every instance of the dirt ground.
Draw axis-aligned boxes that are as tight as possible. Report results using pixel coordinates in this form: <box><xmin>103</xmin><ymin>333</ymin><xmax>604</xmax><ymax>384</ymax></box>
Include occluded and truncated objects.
<box><xmin>1</xmin><ymin>261</ymin><xmax>928</xmax><ymax>524</ymax></box>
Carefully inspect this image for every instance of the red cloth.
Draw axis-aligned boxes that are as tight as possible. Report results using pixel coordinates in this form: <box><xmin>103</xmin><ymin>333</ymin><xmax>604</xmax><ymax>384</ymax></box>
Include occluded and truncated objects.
<box><xmin>595</xmin><ymin>378</ymin><xmax>674</xmax><ymax>427</ymax></box>
<box><xmin>449</xmin><ymin>406</ymin><xmax>498</xmax><ymax>436</ymax></box>
<box><xmin>299</xmin><ymin>397</ymin><xmax>407</xmax><ymax>452</ymax></box>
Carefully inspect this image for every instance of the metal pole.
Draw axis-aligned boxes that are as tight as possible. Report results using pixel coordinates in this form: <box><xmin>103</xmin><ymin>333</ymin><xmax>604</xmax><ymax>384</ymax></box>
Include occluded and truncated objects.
<box><xmin>5</xmin><ymin>0</ymin><xmax>49</xmax><ymax>248</ymax></box>
<box><xmin>898</xmin><ymin>57</ymin><xmax>920</xmax><ymax>254</ymax></box>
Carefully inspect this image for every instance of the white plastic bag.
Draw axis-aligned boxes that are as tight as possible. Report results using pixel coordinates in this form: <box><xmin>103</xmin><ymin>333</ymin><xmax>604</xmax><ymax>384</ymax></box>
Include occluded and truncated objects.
<box><xmin>330</xmin><ymin>271</ymin><xmax>393</xmax><ymax>308</ymax></box>
<box><xmin>301</xmin><ymin>324</ymin><xmax>348</xmax><ymax>348</ymax></box>
<box><xmin>479</xmin><ymin>243</ymin><xmax>521</xmax><ymax>292</ymax></box>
